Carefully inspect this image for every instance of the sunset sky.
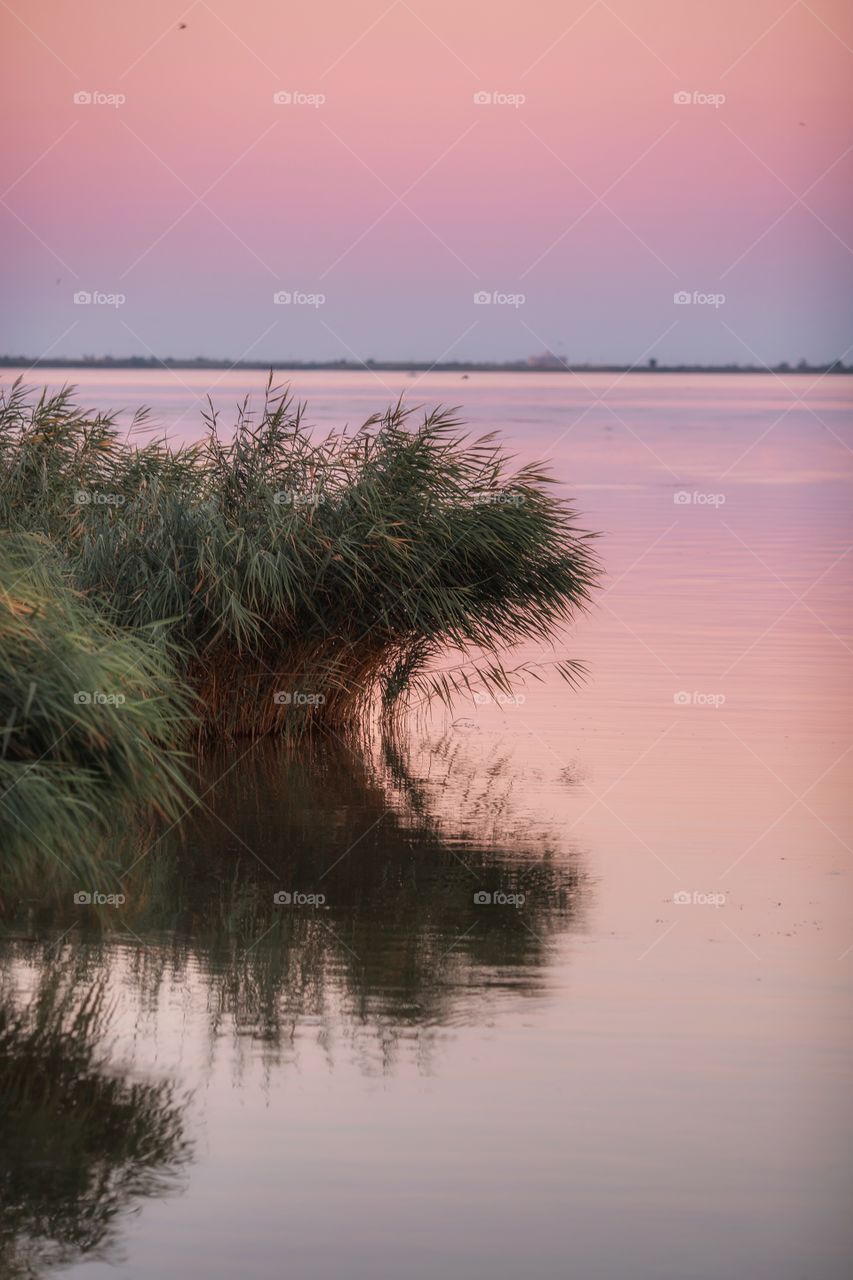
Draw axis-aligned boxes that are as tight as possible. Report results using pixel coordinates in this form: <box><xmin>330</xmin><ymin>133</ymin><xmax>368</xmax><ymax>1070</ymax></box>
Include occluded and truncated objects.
<box><xmin>2</xmin><ymin>0</ymin><xmax>852</xmax><ymax>365</ymax></box>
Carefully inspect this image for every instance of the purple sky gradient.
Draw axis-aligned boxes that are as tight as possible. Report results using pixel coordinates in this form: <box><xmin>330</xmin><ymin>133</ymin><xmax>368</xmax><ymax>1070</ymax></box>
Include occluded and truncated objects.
<box><xmin>2</xmin><ymin>0</ymin><xmax>852</xmax><ymax>365</ymax></box>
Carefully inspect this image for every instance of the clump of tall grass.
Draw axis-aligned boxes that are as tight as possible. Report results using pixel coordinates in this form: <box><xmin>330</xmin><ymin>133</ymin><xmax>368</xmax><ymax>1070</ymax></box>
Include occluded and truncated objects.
<box><xmin>0</xmin><ymin>533</ymin><xmax>194</xmax><ymax>893</ymax></box>
<box><xmin>0</xmin><ymin>378</ymin><xmax>600</xmax><ymax>738</ymax></box>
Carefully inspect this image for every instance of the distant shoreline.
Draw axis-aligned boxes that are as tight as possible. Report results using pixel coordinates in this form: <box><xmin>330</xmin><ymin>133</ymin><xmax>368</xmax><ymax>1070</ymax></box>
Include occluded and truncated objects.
<box><xmin>1</xmin><ymin>358</ymin><xmax>849</xmax><ymax>375</ymax></box>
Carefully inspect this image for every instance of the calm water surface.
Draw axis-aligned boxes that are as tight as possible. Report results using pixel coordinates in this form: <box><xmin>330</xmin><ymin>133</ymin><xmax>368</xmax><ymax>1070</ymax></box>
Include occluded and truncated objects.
<box><xmin>2</xmin><ymin>370</ymin><xmax>852</xmax><ymax>1279</ymax></box>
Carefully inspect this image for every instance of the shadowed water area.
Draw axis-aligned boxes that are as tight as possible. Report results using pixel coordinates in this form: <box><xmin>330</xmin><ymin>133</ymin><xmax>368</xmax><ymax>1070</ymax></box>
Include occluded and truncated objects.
<box><xmin>2</xmin><ymin>734</ymin><xmax>586</xmax><ymax>1276</ymax></box>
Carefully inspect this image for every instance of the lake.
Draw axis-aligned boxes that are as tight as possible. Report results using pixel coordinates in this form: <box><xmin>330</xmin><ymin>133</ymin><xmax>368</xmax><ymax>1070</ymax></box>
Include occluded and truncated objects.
<box><xmin>1</xmin><ymin>368</ymin><xmax>852</xmax><ymax>1279</ymax></box>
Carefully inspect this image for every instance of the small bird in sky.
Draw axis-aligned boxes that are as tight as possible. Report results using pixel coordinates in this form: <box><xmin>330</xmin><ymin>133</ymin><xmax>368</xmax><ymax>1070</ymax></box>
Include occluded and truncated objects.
<box><xmin>179</xmin><ymin>22</ymin><xmax>187</xmax><ymax>29</ymax></box>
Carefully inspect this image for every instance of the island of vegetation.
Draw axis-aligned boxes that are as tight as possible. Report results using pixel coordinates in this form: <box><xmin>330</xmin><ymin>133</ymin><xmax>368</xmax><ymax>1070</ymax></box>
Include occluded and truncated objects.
<box><xmin>0</xmin><ymin>378</ymin><xmax>600</xmax><ymax>896</ymax></box>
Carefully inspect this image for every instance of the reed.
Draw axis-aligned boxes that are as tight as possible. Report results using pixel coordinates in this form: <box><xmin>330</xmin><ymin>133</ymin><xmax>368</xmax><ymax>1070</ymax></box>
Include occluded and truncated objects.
<box><xmin>0</xmin><ymin>377</ymin><xmax>600</xmax><ymax>740</ymax></box>
<box><xmin>0</xmin><ymin>532</ymin><xmax>194</xmax><ymax>894</ymax></box>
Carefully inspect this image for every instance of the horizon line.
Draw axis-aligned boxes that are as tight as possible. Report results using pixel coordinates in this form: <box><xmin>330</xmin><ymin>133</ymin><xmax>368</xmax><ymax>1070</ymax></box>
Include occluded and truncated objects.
<box><xmin>1</xmin><ymin>356</ymin><xmax>850</xmax><ymax>376</ymax></box>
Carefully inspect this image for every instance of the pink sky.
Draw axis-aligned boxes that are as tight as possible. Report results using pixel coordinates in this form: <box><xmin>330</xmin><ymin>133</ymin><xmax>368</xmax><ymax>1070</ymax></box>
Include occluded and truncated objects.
<box><xmin>2</xmin><ymin>0</ymin><xmax>852</xmax><ymax>364</ymax></box>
